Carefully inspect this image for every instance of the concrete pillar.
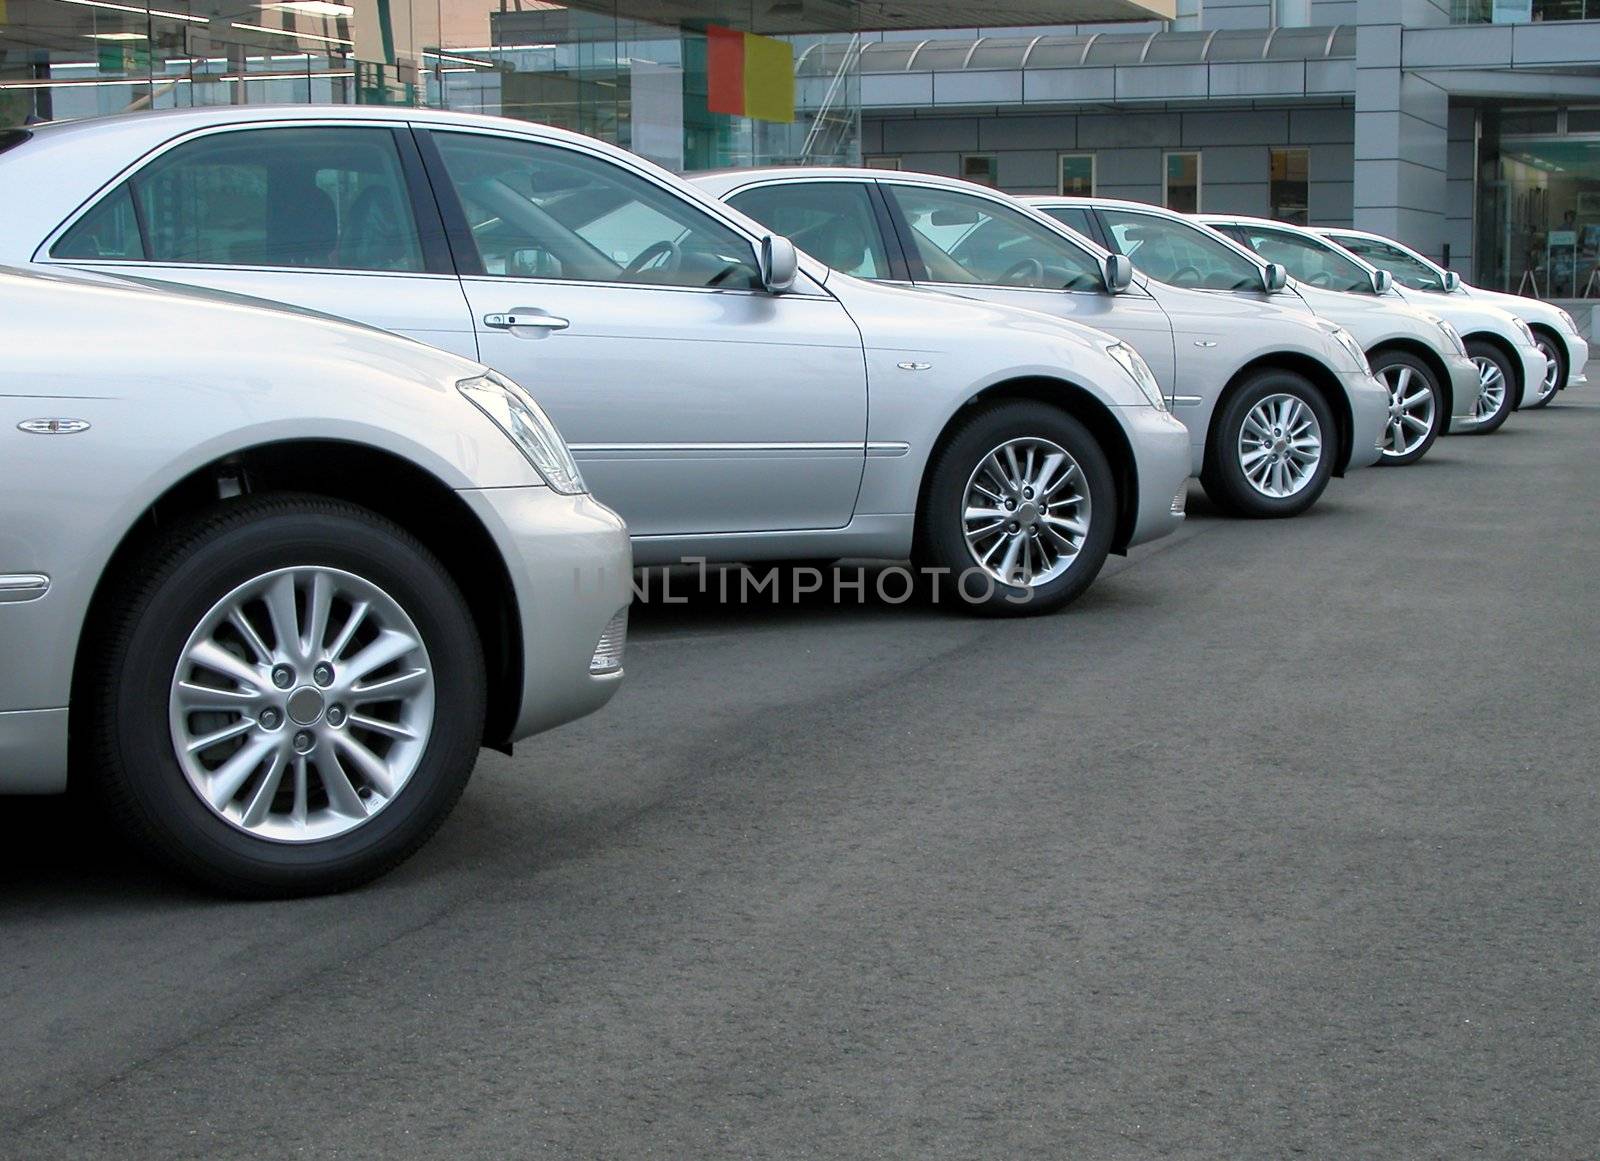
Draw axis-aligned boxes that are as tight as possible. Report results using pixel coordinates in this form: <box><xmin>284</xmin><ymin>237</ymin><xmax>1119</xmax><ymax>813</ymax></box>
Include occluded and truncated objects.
<box><xmin>1353</xmin><ymin>0</ymin><xmax>1451</xmax><ymax>260</ymax></box>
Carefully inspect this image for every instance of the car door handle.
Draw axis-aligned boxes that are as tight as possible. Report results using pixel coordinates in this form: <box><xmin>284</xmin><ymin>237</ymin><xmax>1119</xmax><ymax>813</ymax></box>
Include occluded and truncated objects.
<box><xmin>483</xmin><ymin>312</ymin><xmax>569</xmax><ymax>331</ymax></box>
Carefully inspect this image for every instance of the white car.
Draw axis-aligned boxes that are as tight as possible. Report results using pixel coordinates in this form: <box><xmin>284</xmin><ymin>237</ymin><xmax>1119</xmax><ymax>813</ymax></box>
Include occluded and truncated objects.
<box><xmin>694</xmin><ymin>167</ymin><xmax>1387</xmax><ymax>518</ymax></box>
<box><xmin>1315</xmin><ymin>226</ymin><xmax>1588</xmax><ymax>409</ymax></box>
<box><xmin>0</xmin><ymin>107</ymin><xmax>1191</xmax><ymax>614</ymax></box>
<box><xmin>1202</xmin><ymin>214</ymin><xmax>1550</xmax><ymax>436</ymax></box>
<box><xmin>1029</xmin><ymin>198</ymin><xmax>1515</xmax><ymax>457</ymax></box>
<box><xmin>0</xmin><ymin>266</ymin><xmax>632</xmax><ymax>896</ymax></box>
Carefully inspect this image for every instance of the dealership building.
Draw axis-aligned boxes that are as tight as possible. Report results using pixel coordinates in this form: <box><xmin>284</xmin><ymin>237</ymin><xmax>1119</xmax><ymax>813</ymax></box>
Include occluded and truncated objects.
<box><xmin>5</xmin><ymin>0</ymin><xmax>1600</xmax><ymax>295</ymax></box>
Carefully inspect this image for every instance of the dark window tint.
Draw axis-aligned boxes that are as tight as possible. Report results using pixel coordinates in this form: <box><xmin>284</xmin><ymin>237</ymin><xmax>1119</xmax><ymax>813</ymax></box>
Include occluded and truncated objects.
<box><xmin>430</xmin><ymin>132</ymin><xmax>761</xmax><ymax>289</ymax></box>
<box><xmin>1239</xmin><ymin>225</ymin><xmax>1371</xmax><ymax>292</ymax></box>
<box><xmin>886</xmin><ymin>184</ymin><xmax>1103</xmax><ymax>291</ymax></box>
<box><xmin>1038</xmin><ymin>205</ymin><xmax>1100</xmax><ymax>243</ymax></box>
<box><xmin>56</xmin><ymin>127</ymin><xmax>426</xmax><ymax>272</ymax></box>
<box><xmin>0</xmin><ymin>129</ymin><xmax>31</xmax><ymax>157</ymax></box>
<box><xmin>53</xmin><ymin>184</ymin><xmax>145</xmax><ymax>261</ymax></box>
<box><xmin>727</xmin><ymin>181</ymin><xmax>890</xmax><ymax>279</ymax></box>
<box><xmin>1099</xmin><ymin>208</ymin><xmax>1261</xmax><ymax>291</ymax></box>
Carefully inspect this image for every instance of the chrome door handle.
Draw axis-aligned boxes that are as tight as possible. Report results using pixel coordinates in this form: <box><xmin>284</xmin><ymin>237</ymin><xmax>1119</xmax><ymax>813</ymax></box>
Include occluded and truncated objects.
<box><xmin>483</xmin><ymin>312</ymin><xmax>569</xmax><ymax>331</ymax></box>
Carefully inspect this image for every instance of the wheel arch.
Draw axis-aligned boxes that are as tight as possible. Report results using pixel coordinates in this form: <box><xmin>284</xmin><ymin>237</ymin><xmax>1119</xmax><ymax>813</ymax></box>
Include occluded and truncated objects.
<box><xmin>1463</xmin><ymin>331</ymin><xmax>1525</xmax><ymax>408</ymax></box>
<box><xmin>70</xmin><ymin>439</ymin><xmax>524</xmax><ymax>761</ymax></box>
<box><xmin>916</xmin><ymin>376</ymin><xmax>1141</xmax><ymax>554</ymax></box>
<box><xmin>1526</xmin><ymin>322</ymin><xmax>1567</xmax><ymax>386</ymax></box>
<box><xmin>1207</xmin><ymin>354</ymin><xmax>1354</xmax><ymax>476</ymax></box>
<box><xmin>1367</xmin><ymin>339</ymin><xmax>1455</xmax><ymax>415</ymax></box>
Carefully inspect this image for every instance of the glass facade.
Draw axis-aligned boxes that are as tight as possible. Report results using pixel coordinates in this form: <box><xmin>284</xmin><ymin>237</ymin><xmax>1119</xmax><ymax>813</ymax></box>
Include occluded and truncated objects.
<box><xmin>1476</xmin><ymin>105</ymin><xmax>1600</xmax><ymax>295</ymax></box>
<box><xmin>0</xmin><ymin>0</ymin><xmax>861</xmax><ymax>171</ymax></box>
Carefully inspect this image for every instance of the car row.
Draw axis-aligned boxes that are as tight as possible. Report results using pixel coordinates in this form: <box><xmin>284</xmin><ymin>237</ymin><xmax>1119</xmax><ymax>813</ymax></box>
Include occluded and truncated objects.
<box><xmin>0</xmin><ymin>106</ymin><xmax>1582</xmax><ymax>896</ymax></box>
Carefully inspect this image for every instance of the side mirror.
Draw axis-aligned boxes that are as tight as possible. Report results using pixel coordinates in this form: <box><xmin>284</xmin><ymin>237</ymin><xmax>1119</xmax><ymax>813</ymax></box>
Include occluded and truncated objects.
<box><xmin>1261</xmin><ymin>262</ymin><xmax>1289</xmax><ymax>293</ymax></box>
<box><xmin>1370</xmin><ymin>268</ymin><xmax>1393</xmax><ymax>295</ymax></box>
<box><xmin>1441</xmin><ymin>270</ymin><xmax>1462</xmax><ymax>292</ymax></box>
<box><xmin>1103</xmin><ymin>253</ymin><xmax>1133</xmax><ymax>294</ymax></box>
<box><xmin>759</xmin><ymin>234</ymin><xmax>798</xmax><ymax>294</ymax></box>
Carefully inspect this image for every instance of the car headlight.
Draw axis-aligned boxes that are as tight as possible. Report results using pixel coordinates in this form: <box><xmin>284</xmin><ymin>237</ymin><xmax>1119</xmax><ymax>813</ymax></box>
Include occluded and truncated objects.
<box><xmin>1327</xmin><ymin>325</ymin><xmax>1370</xmax><ymax>373</ymax></box>
<box><xmin>1104</xmin><ymin>340</ymin><xmax>1167</xmax><ymax>410</ymax></box>
<box><xmin>1556</xmin><ymin>307</ymin><xmax>1577</xmax><ymax>333</ymax></box>
<box><xmin>458</xmin><ymin>371</ymin><xmax>587</xmax><ymax>495</ymax></box>
<box><xmin>1512</xmin><ymin>316</ymin><xmax>1537</xmax><ymax>348</ymax></box>
<box><xmin>1435</xmin><ymin>318</ymin><xmax>1467</xmax><ymax>357</ymax></box>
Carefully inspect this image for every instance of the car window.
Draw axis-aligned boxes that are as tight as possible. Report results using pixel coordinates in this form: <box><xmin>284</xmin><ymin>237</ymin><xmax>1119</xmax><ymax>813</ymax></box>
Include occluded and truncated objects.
<box><xmin>885</xmin><ymin>185</ymin><xmax>1103</xmax><ymax>291</ymax></box>
<box><xmin>430</xmin><ymin>132</ymin><xmax>761</xmax><ymax>290</ymax></box>
<box><xmin>0</xmin><ymin>129</ymin><xmax>31</xmax><ymax>157</ymax></box>
<box><xmin>1239</xmin><ymin>225</ymin><xmax>1371</xmax><ymax>293</ymax></box>
<box><xmin>1098</xmin><ymin>208</ymin><xmax>1261</xmax><ymax>291</ymax></box>
<box><xmin>54</xmin><ymin>127</ymin><xmax>426</xmax><ymax>272</ymax></box>
<box><xmin>727</xmin><ymin>182</ymin><xmax>890</xmax><ymax>279</ymax></box>
<box><xmin>1332</xmin><ymin>234</ymin><xmax>1445</xmax><ymax>291</ymax></box>
<box><xmin>1037</xmin><ymin>204</ymin><xmax>1098</xmax><ymax>242</ymax></box>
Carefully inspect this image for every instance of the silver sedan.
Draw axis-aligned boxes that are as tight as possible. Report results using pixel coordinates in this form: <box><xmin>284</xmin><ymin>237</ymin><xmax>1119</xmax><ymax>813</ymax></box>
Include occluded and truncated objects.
<box><xmin>0</xmin><ymin>267</ymin><xmax>632</xmax><ymax>896</ymax></box>
<box><xmin>0</xmin><ymin>106</ymin><xmax>1190</xmax><ymax>615</ymax></box>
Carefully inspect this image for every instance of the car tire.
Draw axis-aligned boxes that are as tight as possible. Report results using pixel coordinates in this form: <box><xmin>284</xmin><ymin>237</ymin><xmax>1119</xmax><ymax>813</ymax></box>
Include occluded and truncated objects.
<box><xmin>1370</xmin><ymin>350</ymin><xmax>1443</xmax><ymax>466</ymax></box>
<box><xmin>1201</xmin><ymin>369</ymin><xmax>1335</xmax><ymax>518</ymax></box>
<box><xmin>1525</xmin><ymin>332</ymin><xmax>1565</xmax><ymax>410</ymax></box>
<box><xmin>83</xmin><ymin>493</ymin><xmax>486</xmax><ymax>898</ymax></box>
<box><xmin>915</xmin><ymin>401</ymin><xmax>1115</xmax><ymax>617</ymax></box>
<box><xmin>1464</xmin><ymin>340</ymin><xmax>1516</xmax><ymax>433</ymax></box>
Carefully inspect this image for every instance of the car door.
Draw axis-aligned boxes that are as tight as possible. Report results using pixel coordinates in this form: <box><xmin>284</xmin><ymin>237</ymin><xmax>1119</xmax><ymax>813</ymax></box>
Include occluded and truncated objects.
<box><xmin>43</xmin><ymin>122</ymin><xmax>477</xmax><ymax>361</ymax></box>
<box><xmin>417</xmin><ymin>127</ymin><xmax>868</xmax><ymax>538</ymax></box>
<box><xmin>879</xmin><ymin>182</ymin><xmax>1177</xmax><ymax>398</ymax></box>
<box><xmin>726</xmin><ymin>178</ymin><xmax>1177</xmax><ymax>400</ymax></box>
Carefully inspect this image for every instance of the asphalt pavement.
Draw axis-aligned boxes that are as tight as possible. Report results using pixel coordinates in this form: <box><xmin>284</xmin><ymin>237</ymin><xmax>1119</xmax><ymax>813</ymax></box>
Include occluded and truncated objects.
<box><xmin>3</xmin><ymin>391</ymin><xmax>1598</xmax><ymax>1159</ymax></box>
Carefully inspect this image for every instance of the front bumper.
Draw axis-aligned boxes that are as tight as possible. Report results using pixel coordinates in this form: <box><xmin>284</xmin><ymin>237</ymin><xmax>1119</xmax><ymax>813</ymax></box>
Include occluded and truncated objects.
<box><xmin>1513</xmin><ymin>343</ymin><xmax>1550</xmax><ymax>410</ymax></box>
<box><xmin>457</xmin><ymin>485</ymin><xmax>633</xmax><ymax>744</ymax></box>
<box><xmin>1121</xmin><ymin>405</ymin><xmax>1191</xmax><ymax>549</ymax></box>
<box><xmin>1343</xmin><ymin>370</ymin><xmax>1389</xmax><ymax>471</ymax></box>
<box><xmin>1445</xmin><ymin>353</ymin><xmax>1483</xmax><ymax>433</ymax></box>
<box><xmin>1560</xmin><ymin>329</ymin><xmax>1589</xmax><ymax>388</ymax></box>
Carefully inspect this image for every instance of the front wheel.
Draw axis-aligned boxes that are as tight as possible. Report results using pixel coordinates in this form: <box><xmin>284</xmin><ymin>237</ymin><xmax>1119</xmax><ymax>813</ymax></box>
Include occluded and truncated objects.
<box><xmin>1464</xmin><ymin>341</ymin><xmax>1516</xmax><ymax>433</ymax></box>
<box><xmin>1201</xmin><ymin>370</ymin><xmax>1335</xmax><ymax>518</ymax></box>
<box><xmin>1526</xmin><ymin>332</ymin><xmax>1566</xmax><ymax>409</ymax></box>
<box><xmin>1371</xmin><ymin>351</ymin><xmax>1443</xmax><ymax>466</ymax></box>
<box><xmin>83</xmin><ymin>494</ymin><xmax>487</xmax><ymax>897</ymax></box>
<box><xmin>915</xmin><ymin>401</ymin><xmax>1115</xmax><ymax>617</ymax></box>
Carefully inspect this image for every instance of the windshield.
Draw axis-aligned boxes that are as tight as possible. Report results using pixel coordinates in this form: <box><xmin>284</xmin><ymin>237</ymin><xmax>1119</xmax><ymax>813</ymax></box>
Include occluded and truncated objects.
<box><xmin>885</xmin><ymin>185</ymin><xmax>1105</xmax><ymax>292</ymax></box>
<box><xmin>1331</xmin><ymin>234</ymin><xmax>1445</xmax><ymax>292</ymax></box>
<box><xmin>1099</xmin><ymin>208</ymin><xmax>1261</xmax><ymax>291</ymax></box>
<box><xmin>1237</xmin><ymin>225</ymin><xmax>1372</xmax><ymax>293</ymax></box>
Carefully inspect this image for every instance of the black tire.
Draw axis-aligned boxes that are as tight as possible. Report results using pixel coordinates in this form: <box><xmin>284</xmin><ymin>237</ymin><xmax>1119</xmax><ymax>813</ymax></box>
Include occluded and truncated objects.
<box><xmin>1463</xmin><ymin>340</ymin><xmax>1516</xmax><ymax>433</ymax></box>
<box><xmin>1201</xmin><ymin>368</ymin><xmax>1336</xmax><ymax>518</ymax></box>
<box><xmin>915</xmin><ymin>401</ymin><xmax>1115</xmax><ymax>617</ymax></box>
<box><xmin>82</xmin><ymin>494</ymin><xmax>486</xmax><ymax>898</ymax></box>
<box><xmin>1369</xmin><ymin>349</ymin><xmax>1444</xmax><ymax>466</ymax></box>
<box><xmin>1525</xmin><ymin>332</ymin><xmax>1566</xmax><ymax>410</ymax></box>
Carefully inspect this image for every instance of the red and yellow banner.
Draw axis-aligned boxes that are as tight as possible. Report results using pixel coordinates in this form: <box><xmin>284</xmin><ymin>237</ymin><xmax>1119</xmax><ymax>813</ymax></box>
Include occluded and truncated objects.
<box><xmin>706</xmin><ymin>25</ymin><xmax>794</xmax><ymax>124</ymax></box>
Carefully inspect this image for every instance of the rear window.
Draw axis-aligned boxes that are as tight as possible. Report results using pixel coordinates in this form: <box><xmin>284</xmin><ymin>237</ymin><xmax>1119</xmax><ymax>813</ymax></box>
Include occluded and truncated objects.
<box><xmin>0</xmin><ymin>129</ymin><xmax>32</xmax><ymax>157</ymax></box>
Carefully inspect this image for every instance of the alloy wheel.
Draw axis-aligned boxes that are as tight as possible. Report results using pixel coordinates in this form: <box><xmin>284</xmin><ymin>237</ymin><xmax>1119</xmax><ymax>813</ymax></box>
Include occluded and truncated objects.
<box><xmin>1237</xmin><ymin>393</ymin><xmax>1323</xmax><ymax>498</ymax></box>
<box><xmin>962</xmin><ymin>437</ymin><xmax>1091</xmax><ymax>587</ymax></box>
<box><xmin>169</xmin><ymin>566</ymin><xmax>435</xmax><ymax>843</ymax></box>
<box><xmin>1378</xmin><ymin>364</ymin><xmax>1437</xmax><ymax>460</ymax></box>
<box><xmin>1472</xmin><ymin>356</ymin><xmax>1508</xmax><ymax>421</ymax></box>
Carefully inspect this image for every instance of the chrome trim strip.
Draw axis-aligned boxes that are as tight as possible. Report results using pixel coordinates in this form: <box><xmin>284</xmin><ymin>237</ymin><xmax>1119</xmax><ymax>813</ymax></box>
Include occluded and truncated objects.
<box><xmin>0</xmin><ymin>574</ymin><xmax>49</xmax><ymax>603</ymax></box>
<box><xmin>1171</xmin><ymin>395</ymin><xmax>1205</xmax><ymax>407</ymax></box>
<box><xmin>867</xmin><ymin>441</ymin><xmax>911</xmax><ymax>458</ymax></box>
<box><xmin>570</xmin><ymin>441</ymin><xmax>870</xmax><ymax>459</ymax></box>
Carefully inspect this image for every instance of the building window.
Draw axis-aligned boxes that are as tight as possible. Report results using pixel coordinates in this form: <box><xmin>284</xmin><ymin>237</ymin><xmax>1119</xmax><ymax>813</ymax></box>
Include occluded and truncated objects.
<box><xmin>1270</xmin><ymin>147</ymin><xmax>1309</xmax><ymax>224</ymax></box>
<box><xmin>864</xmin><ymin>156</ymin><xmax>902</xmax><ymax>170</ymax></box>
<box><xmin>1058</xmin><ymin>153</ymin><xmax>1095</xmax><ymax>196</ymax></box>
<box><xmin>1274</xmin><ymin>0</ymin><xmax>1311</xmax><ymax>26</ymax></box>
<box><xmin>962</xmin><ymin>154</ymin><xmax>998</xmax><ymax>188</ymax></box>
<box><xmin>1164</xmin><ymin>151</ymin><xmax>1201</xmax><ymax>213</ymax></box>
